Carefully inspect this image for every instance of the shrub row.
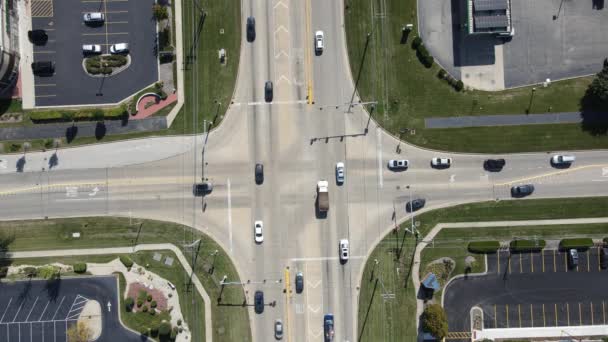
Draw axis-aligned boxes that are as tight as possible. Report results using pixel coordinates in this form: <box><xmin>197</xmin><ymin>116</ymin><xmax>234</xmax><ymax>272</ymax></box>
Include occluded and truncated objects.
<box><xmin>72</xmin><ymin>263</ymin><xmax>87</xmax><ymax>273</ymax></box>
<box><xmin>559</xmin><ymin>238</ymin><xmax>594</xmax><ymax>250</ymax></box>
<box><xmin>437</xmin><ymin>69</ymin><xmax>464</xmax><ymax>92</ymax></box>
<box><xmin>119</xmin><ymin>255</ymin><xmax>134</xmax><ymax>269</ymax></box>
<box><xmin>411</xmin><ymin>36</ymin><xmax>434</xmax><ymax>68</ymax></box>
<box><xmin>509</xmin><ymin>239</ymin><xmax>546</xmax><ymax>252</ymax></box>
<box><xmin>85</xmin><ymin>55</ymin><xmax>128</xmax><ymax>75</ymax></box>
<box><xmin>29</xmin><ymin>105</ymin><xmax>127</xmax><ymax>123</ymax></box>
<box><xmin>468</xmin><ymin>241</ymin><xmax>500</xmax><ymax>253</ymax></box>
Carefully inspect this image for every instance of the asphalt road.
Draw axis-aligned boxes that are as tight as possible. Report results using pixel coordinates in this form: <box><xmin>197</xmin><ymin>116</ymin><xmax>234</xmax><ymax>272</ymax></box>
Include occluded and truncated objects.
<box><xmin>0</xmin><ymin>276</ymin><xmax>140</xmax><ymax>342</ymax></box>
<box><xmin>2</xmin><ymin>0</ymin><xmax>608</xmax><ymax>341</ymax></box>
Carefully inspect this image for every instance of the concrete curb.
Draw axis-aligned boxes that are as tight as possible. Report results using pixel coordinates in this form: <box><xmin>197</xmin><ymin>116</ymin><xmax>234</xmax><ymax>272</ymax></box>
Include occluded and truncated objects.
<box><xmin>165</xmin><ymin>0</ymin><xmax>185</xmax><ymax>128</ymax></box>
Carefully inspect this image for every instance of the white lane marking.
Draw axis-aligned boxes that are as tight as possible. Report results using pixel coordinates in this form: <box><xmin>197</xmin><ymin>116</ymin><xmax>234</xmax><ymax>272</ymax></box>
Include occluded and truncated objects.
<box><xmin>51</xmin><ymin>297</ymin><xmax>65</xmax><ymax>320</ymax></box>
<box><xmin>308</xmin><ymin>305</ymin><xmax>320</xmax><ymax>313</ymax></box>
<box><xmin>227</xmin><ymin>178</ymin><xmax>232</xmax><ymax>254</ymax></box>
<box><xmin>276</xmin><ymin>75</ymin><xmax>291</xmax><ymax>85</ymax></box>
<box><xmin>0</xmin><ymin>159</ymin><xmax>6</xmax><ymax>169</ymax></box>
<box><xmin>231</xmin><ymin>100</ymin><xmax>308</xmax><ymax>106</ymax></box>
<box><xmin>290</xmin><ymin>256</ymin><xmax>366</xmax><ymax>262</ymax></box>
<box><xmin>65</xmin><ymin>186</ymin><xmax>78</xmax><ymax>198</ymax></box>
<box><xmin>55</xmin><ymin>198</ymin><xmax>105</xmax><ymax>202</ymax></box>
<box><xmin>592</xmin><ymin>179</ymin><xmax>608</xmax><ymax>182</ymax></box>
<box><xmin>274</xmin><ymin>0</ymin><xmax>288</xmax><ymax>8</ymax></box>
<box><xmin>25</xmin><ymin>297</ymin><xmax>39</xmax><ymax>322</ymax></box>
<box><xmin>309</xmin><ymin>279</ymin><xmax>322</xmax><ymax>289</ymax></box>
<box><xmin>603</xmin><ymin>167</ymin><xmax>608</xmax><ymax>177</ymax></box>
<box><xmin>0</xmin><ymin>298</ymin><xmax>12</xmax><ymax>322</ymax></box>
<box><xmin>37</xmin><ymin>301</ymin><xmax>50</xmax><ymax>321</ymax></box>
<box><xmin>88</xmin><ymin>187</ymin><xmax>99</xmax><ymax>196</ymax></box>
<box><xmin>449</xmin><ymin>175</ymin><xmax>455</xmax><ymax>183</ymax></box>
<box><xmin>376</xmin><ymin>128</ymin><xmax>383</xmax><ymax>188</ymax></box>
<box><xmin>11</xmin><ymin>300</ymin><xmax>24</xmax><ymax>322</ymax></box>
<box><xmin>275</xmin><ymin>25</ymin><xmax>289</xmax><ymax>34</ymax></box>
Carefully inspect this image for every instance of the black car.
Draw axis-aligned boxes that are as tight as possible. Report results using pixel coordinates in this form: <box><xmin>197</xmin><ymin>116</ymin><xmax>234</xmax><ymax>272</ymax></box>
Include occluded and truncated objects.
<box><xmin>246</xmin><ymin>17</ymin><xmax>256</xmax><ymax>42</ymax></box>
<box><xmin>265</xmin><ymin>81</ymin><xmax>273</xmax><ymax>102</ymax></box>
<box><xmin>601</xmin><ymin>248</ymin><xmax>608</xmax><ymax>269</ymax></box>
<box><xmin>483</xmin><ymin>158</ymin><xmax>506</xmax><ymax>172</ymax></box>
<box><xmin>255</xmin><ymin>163</ymin><xmax>264</xmax><ymax>185</ymax></box>
<box><xmin>511</xmin><ymin>184</ymin><xmax>534</xmax><ymax>197</ymax></box>
<box><xmin>31</xmin><ymin>61</ymin><xmax>55</xmax><ymax>76</ymax></box>
<box><xmin>295</xmin><ymin>272</ymin><xmax>304</xmax><ymax>293</ymax></box>
<box><xmin>406</xmin><ymin>198</ymin><xmax>426</xmax><ymax>212</ymax></box>
<box><xmin>28</xmin><ymin>29</ymin><xmax>48</xmax><ymax>45</ymax></box>
<box><xmin>193</xmin><ymin>182</ymin><xmax>213</xmax><ymax>196</ymax></box>
<box><xmin>254</xmin><ymin>290</ymin><xmax>264</xmax><ymax>314</ymax></box>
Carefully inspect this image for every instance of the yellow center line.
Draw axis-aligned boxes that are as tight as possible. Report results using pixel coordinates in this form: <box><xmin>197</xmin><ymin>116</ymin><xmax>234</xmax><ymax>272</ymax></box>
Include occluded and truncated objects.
<box><xmin>34</xmin><ymin>95</ymin><xmax>56</xmax><ymax>98</ymax></box>
<box><xmin>599</xmin><ymin>247</ymin><xmax>602</xmax><ymax>272</ymax></box>
<box><xmin>564</xmin><ymin>251</ymin><xmax>568</xmax><ymax>272</ymax></box>
<box><xmin>81</xmin><ymin>32</ymin><xmax>129</xmax><ymax>36</ymax></box>
<box><xmin>35</xmin><ymin>84</ymin><xmax>56</xmax><ymax>87</ymax></box>
<box><xmin>106</xmin><ymin>21</ymin><xmax>129</xmax><ymax>24</ymax></box>
<box><xmin>508</xmin><ymin>254</ymin><xmax>512</xmax><ymax>274</ymax></box>
<box><xmin>495</xmin><ymin>163</ymin><xmax>608</xmax><ymax>186</ymax></box>
<box><xmin>284</xmin><ymin>267</ymin><xmax>292</xmax><ymax>342</ymax></box>
<box><xmin>34</xmin><ymin>51</ymin><xmax>56</xmax><ymax>54</ymax></box>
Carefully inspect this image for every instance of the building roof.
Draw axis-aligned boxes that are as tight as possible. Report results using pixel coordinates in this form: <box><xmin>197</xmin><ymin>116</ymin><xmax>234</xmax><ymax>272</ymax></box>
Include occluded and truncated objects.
<box><xmin>474</xmin><ymin>15</ymin><xmax>508</xmax><ymax>29</ymax></box>
<box><xmin>421</xmin><ymin>273</ymin><xmax>441</xmax><ymax>291</ymax></box>
<box><xmin>473</xmin><ymin>0</ymin><xmax>508</xmax><ymax>11</ymax></box>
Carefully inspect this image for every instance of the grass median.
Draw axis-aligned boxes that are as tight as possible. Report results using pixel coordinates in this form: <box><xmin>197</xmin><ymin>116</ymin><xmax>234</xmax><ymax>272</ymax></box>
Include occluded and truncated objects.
<box><xmin>344</xmin><ymin>0</ymin><xmax>605</xmax><ymax>152</ymax></box>
<box><xmin>357</xmin><ymin>196</ymin><xmax>608</xmax><ymax>341</ymax></box>
<box><xmin>0</xmin><ymin>217</ymin><xmax>251</xmax><ymax>342</ymax></box>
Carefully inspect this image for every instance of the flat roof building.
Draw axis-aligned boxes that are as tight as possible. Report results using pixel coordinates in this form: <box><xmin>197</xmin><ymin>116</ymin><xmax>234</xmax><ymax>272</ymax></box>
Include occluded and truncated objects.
<box><xmin>466</xmin><ymin>0</ymin><xmax>513</xmax><ymax>35</ymax></box>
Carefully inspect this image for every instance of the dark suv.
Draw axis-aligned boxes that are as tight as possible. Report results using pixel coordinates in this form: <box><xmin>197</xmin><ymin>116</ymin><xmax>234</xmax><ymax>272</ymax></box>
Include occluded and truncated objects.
<box><xmin>255</xmin><ymin>163</ymin><xmax>264</xmax><ymax>184</ymax></box>
<box><xmin>246</xmin><ymin>17</ymin><xmax>256</xmax><ymax>42</ymax></box>
<box><xmin>483</xmin><ymin>159</ymin><xmax>506</xmax><ymax>172</ymax></box>
<box><xmin>295</xmin><ymin>272</ymin><xmax>304</xmax><ymax>293</ymax></box>
<box><xmin>254</xmin><ymin>290</ymin><xmax>264</xmax><ymax>314</ymax></box>
<box><xmin>511</xmin><ymin>184</ymin><xmax>534</xmax><ymax>198</ymax></box>
<box><xmin>28</xmin><ymin>30</ymin><xmax>48</xmax><ymax>45</ymax></box>
<box><xmin>265</xmin><ymin>81</ymin><xmax>273</xmax><ymax>102</ymax></box>
<box><xmin>406</xmin><ymin>198</ymin><xmax>426</xmax><ymax>212</ymax></box>
<box><xmin>31</xmin><ymin>61</ymin><xmax>55</xmax><ymax>76</ymax></box>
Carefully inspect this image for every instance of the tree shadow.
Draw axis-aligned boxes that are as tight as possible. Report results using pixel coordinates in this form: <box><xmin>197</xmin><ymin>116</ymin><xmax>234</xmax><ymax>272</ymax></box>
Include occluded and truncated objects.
<box><xmin>66</xmin><ymin>125</ymin><xmax>78</xmax><ymax>143</ymax></box>
<box><xmin>16</xmin><ymin>156</ymin><xmax>25</xmax><ymax>172</ymax></box>
<box><xmin>95</xmin><ymin>121</ymin><xmax>107</xmax><ymax>140</ymax></box>
<box><xmin>48</xmin><ymin>152</ymin><xmax>58</xmax><ymax>169</ymax></box>
<box><xmin>45</xmin><ymin>278</ymin><xmax>61</xmax><ymax>301</ymax></box>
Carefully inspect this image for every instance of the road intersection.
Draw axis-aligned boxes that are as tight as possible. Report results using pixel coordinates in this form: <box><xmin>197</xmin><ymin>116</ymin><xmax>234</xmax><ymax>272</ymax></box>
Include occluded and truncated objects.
<box><xmin>2</xmin><ymin>0</ymin><xmax>608</xmax><ymax>341</ymax></box>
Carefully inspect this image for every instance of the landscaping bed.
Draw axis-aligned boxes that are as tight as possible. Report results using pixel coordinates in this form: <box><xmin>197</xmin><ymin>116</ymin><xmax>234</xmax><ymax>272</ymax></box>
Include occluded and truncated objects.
<box><xmin>84</xmin><ymin>54</ymin><xmax>129</xmax><ymax>76</ymax></box>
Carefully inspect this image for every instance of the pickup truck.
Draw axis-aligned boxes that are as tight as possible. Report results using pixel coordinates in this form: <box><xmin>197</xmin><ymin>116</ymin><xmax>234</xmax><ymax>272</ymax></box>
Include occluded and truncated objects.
<box><xmin>317</xmin><ymin>180</ymin><xmax>329</xmax><ymax>212</ymax></box>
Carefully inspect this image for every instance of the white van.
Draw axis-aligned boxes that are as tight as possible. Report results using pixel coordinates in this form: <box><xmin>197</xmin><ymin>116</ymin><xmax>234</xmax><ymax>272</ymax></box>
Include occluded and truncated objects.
<box><xmin>551</xmin><ymin>155</ymin><xmax>575</xmax><ymax>166</ymax></box>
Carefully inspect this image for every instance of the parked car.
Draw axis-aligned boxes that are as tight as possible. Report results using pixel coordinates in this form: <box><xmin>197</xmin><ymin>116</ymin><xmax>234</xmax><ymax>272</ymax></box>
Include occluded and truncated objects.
<box><xmin>324</xmin><ymin>314</ymin><xmax>334</xmax><ymax>342</ymax></box>
<box><xmin>274</xmin><ymin>319</ymin><xmax>284</xmax><ymax>340</ymax></box>
<box><xmin>254</xmin><ymin>220</ymin><xmax>264</xmax><ymax>244</ymax></box>
<box><xmin>265</xmin><ymin>81</ymin><xmax>273</xmax><ymax>102</ymax></box>
<box><xmin>255</xmin><ymin>163</ymin><xmax>264</xmax><ymax>184</ymax></box>
<box><xmin>339</xmin><ymin>239</ymin><xmax>349</xmax><ymax>262</ymax></box>
<box><xmin>483</xmin><ymin>158</ymin><xmax>505</xmax><ymax>172</ymax></box>
<box><xmin>246</xmin><ymin>17</ymin><xmax>256</xmax><ymax>42</ymax></box>
<box><xmin>254</xmin><ymin>290</ymin><xmax>264</xmax><ymax>314</ymax></box>
<box><xmin>295</xmin><ymin>272</ymin><xmax>304</xmax><ymax>293</ymax></box>
<box><xmin>510</xmin><ymin>184</ymin><xmax>534</xmax><ymax>197</ymax></box>
<box><xmin>550</xmin><ymin>154</ymin><xmax>575</xmax><ymax>167</ymax></box>
<box><xmin>601</xmin><ymin>248</ymin><xmax>608</xmax><ymax>269</ymax></box>
<box><xmin>83</xmin><ymin>12</ymin><xmax>105</xmax><ymax>24</ymax></box>
<box><xmin>568</xmin><ymin>249</ymin><xmax>579</xmax><ymax>268</ymax></box>
<box><xmin>430</xmin><ymin>157</ymin><xmax>452</xmax><ymax>168</ymax></box>
<box><xmin>193</xmin><ymin>182</ymin><xmax>213</xmax><ymax>196</ymax></box>
<box><xmin>31</xmin><ymin>61</ymin><xmax>55</xmax><ymax>76</ymax></box>
<box><xmin>110</xmin><ymin>43</ymin><xmax>129</xmax><ymax>54</ymax></box>
<box><xmin>82</xmin><ymin>44</ymin><xmax>102</xmax><ymax>54</ymax></box>
<box><xmin>28</xmin><ymin>29</ymin><xmax>48</xmax><ymax>45</ymax></box>
<box><xmin>406</xmin><ymin>198</ymin><xmax>426</xmax><ymax>212</ymax></box>
<box><xmin>335</xmin><ymin>162</ymin><xmax>345</xmax><ymax>184</ymax></box>
<box><xmin>388</xmin><ymin>159</ymin><xmax>409</xmax><ymax>170</ymax></box>
<box><xmin>315</xmin><ymin>30</ymin><xmax>324</xmax><ymax>53</ymax></box>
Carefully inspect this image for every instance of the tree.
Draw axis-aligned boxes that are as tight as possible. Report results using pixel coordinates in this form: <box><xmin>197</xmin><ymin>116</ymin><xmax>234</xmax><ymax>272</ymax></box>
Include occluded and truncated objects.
<box><xmin>125</xmin><ymin>297</ymin><xmax>134</xmax><ymax>311</ymax></box>
<box><xmin>153</xmin><ymin>4</ymin><xmax>168</xmax><ymax>21</ymax></box>
<box><xmin>585</xmin><ymin>58</ymin><xmax>608</xmax><ymax>109</ymax></box>
<box><xmin>67</xmin><ymin>322</ymin><xmax>93</xmax><ymax>342</ymax></box>
<box><xmin>158</xmin><ymin>321</ymin><xmax>172</xmax><ymax>336</ymax></box>
<box><xmin>421</xmin><ymin>304</ymin><xmax>448</xmax><ymax>339</ymax></box>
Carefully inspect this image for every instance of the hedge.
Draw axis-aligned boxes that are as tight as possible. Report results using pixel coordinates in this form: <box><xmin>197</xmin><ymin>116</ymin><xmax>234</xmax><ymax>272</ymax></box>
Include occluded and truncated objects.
<box><xmin>119</xmin><ymin>255</ymin><xmax>134</xmax><ymax>269</ymax></box>
<box><xmin>468</xmin><ymin>241</ymin><xmax>500</xmax><ymax>253</ymax></box>
<box><xmin>509</xmin><ymin>239</ymin><xmax>546</xmax><ymax>252</ymax></box>
<box><xmin>125</xmin><ymin>297</ymin><xmax>134</xmax><ymax>311</ymax></box>
<box><xmin>29</xmin><ymin>106</ymin><xmax>127</xmax><ymax>123</ymax></box>
<box><xmin>72</xmin><ymin>263</ymin><xmax>87</xmax><ymax>273</ymax></box>
<box><xmin>559</xmin><ymin>238</ymin><xmax>594</xmax><ymax>250</ymax></box>
<box><xmin>158</xmin><ymin>322</ymin><xmax>172</xmax><ymax>336</ymax></box>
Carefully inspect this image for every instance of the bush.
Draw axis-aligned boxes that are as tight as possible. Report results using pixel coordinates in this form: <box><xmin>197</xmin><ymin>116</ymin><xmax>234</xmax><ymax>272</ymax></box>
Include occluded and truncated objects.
<box><xmin>137</xmin><ymin>299</ymin><xmax>143</xmax><ymax>307</ymax></box>
<box><xmin>158</xmin><ymin>322</ymin><xmax>172</xmax><ymax>336</ymax></box>
<box><xmin>119</xmin><ymin>255</ymin><xmax>134</xmax><ymax>269</ymax></box>
<box><xmin>455</xmin><ymin>80</ymin><xmax>464</xmax><ymax>92</ymax></box>
<box><xmin>0</xmin><ymin>266</ymin><xmax>8</xmax><ymax>278</ymax></box>
<box><xmin>140</xmin><ymin>328</ymin><xmax>150</xmax><ymax>336</ymax></box>
<box><xmin>411</xmin><ymin>36</ymin><xmax>422</xmax><ymax>49</ymax></box>
<box><xmin>142</xmin><ymin>305</ymin><xmax>148</xmax><ymax>313</ymax></box>
<box><xmin>177</xmin><ymin>319</ymin><xmax>182</xmax><ymax>326</ymax></box>
<box><xmin>437</xmin><ymin>69</ymin><xmax>447</xmax><ymax>79</ymax></box>
<box><xmin>150</xmin><ymin>326</ymin><xmax>159</xmax><ymax>337</ymax></box>
<box><xmin>149</xmin><ymin>309</ymin><xmax>156</xmax><ymax>315</ymax></box>
<box><xmin>23</xmin><ymin>266</ymin><xmax>37</xmax><ymax>277</ymax></box>
<box><xmin>510</xmin><ymin>239</ymin><xmax>546</xmax><ymax>252</ymax></box>
<box><xmin>72</xmin><ymin>263</ymin><xmax>87</xmax><ymax>273</ymax></box>
<box><xmin>468</xmin><ymin>241</ymin><xmax>500</xmax><ymax>253</ymax></box>
<box><xmin>153</xmin><ymin>4</ymin><xmax>168</xmax><ymax>20</ymax></box>
<box><xmin>421</xmin><ymin>304</ymin><xmax>448</xmax><ymax>339</ymax></box>
<box><xmin>159</xmin><ymin>27</ymin><xmax>171</xmax><ymax>51</ymax></box>
<box><xmin>147</xmin><ymin>294</ymin><xmax>153</xmax><ymax>302</ymax></box>
<box><xmin>125</xmin><ymin>297</ymin><xmax>134</xmax><ymax>311</ymax></box>
<box><xmin>560</xmin><ymin>238</ymin><xmax>594</xmax><ymax>250</ymax></box>
<box><xmin>150</xmin><ymin>300</ymin><xmax>157</xmax><ymax>308</ymax></box>
<box><xmin>38</xmin><ymin>265</ymin><xmax>60</xmax><ymax>280</ymax></box>
<box><xmin>170</xmin><ymin>327</ymin><xmax>177</xmax><ymax>340</ymax></box>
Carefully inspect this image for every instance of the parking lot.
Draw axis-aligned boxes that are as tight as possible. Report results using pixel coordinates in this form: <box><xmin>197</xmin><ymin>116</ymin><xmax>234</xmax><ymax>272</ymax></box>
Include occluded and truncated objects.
<box><xmin>0</xmin><ymin>276</ymin><xmax>140</xmax><ymax>341</ymax></box>
<box><xmin>31</xmin><ymin>0</ymin><xmax>158</xmax><ymax>106</ymax></box>
<box><xmin>444</xmin><ymin>248</ymin><xmax>608</xmax><ymax>340</ymax></box>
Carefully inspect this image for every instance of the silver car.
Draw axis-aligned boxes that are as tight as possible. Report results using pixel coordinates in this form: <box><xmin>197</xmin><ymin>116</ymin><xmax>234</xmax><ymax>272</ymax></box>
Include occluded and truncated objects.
<box><xmin>335</xmin><ymin>162</ymin><xmax>345</xmax><ymax>184</ymax></box>
<box><xmin>274</xmin><ymin>319</ymin><xmax>283</xmax><ymax>339</ymax></box>
<box><xmin>110</xmin><ymin>43</ymin><xmax>129</xmax><ymax>54</ymax></box>
<box><xmin>82</xmin><ymin>44</ymin><xmax>101</xmax><ymax>54</ymax></box>
<box><xmin>83</xmin><ymin>12</ymin><xmax>105</xmax><ymax>23</ymax></box>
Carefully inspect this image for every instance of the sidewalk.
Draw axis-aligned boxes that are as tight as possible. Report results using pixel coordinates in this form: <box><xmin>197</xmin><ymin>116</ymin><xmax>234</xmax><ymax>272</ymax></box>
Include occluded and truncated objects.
<box><xmin>412</xmin><ymin>217</ymin><xmax>608</xmax><ymax>335</ymax></box>
<box><xmin>3</xmin><ymin>243</ymin><xmax>213</xmax><ymax>342</ymax></box>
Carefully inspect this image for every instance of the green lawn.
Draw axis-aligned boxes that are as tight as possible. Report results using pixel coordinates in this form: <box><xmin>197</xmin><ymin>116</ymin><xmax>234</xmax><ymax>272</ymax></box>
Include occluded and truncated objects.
<box><xmin>0</xmin><ymin>217</ymin><xmax>251</xmax><ymax>342</ymax></box>
<box><xmin>357</xmin><ymin>196</ymin><xmax>608</xmax><ymax>341</ymax></box>
<box><xmin>344</xmin><ymin>0</ymin><xmax>607</xmax><ymax>152</ymax></box>
<box><xmin>0</xmin><ymin>0</ymin><xmax>240</xmax><ymax>152</ymax></box>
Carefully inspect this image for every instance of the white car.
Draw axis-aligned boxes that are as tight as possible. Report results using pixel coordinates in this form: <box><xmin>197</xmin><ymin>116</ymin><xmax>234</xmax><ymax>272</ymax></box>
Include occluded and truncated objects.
<box><xmin>82</xmin><ymin>44</ymin><xmax>101</xmax><ymax>54</ymax></box>
<box><xmin>339</xmin><ymin>239</ymin><xmax>349</xmax><ymax>262</ymax></box>
<box><xmin>551</xmin><ymin>154</ymin><xmax>575</xmax><ymax>166</ymax></box>
<box><xmin>83</xmin><ymin>12</ymin><xmax>105</xmax><ymax>23</ymax></box>
<box><xmin>388</xmin><ymin>159</ymin><xmax>409</xmax><ymax>170</ymax></box>
<box><xmin>315</xmin><ymin>30</ymin><xmax>324</xmax><ymax>53</ymax></box>
<box><xmin>431</xmin><ymin>157</ymin><xmax>452</xmax><ymax>168</ymax></box>
<box><xmin>110</xmin><ymin>43</ymin><xmax>129</xmax><ymax>54</ymax></box>
<box><xmin>335</xmin><ymin>162</ymin><xmax>345</xmax><ymax>184</ymax></box>
<box><xmin>254</xmin><ymin>220</ymin><xmax>264</xmax><ymax>243</ymax></box>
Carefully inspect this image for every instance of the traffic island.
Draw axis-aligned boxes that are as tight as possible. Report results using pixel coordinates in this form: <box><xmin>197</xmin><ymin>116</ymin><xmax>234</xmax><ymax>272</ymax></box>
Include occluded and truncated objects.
<box><xmin>82</xmin><ymin>55</ymin><xmax>132</xmax><ymax>77</ymax></box>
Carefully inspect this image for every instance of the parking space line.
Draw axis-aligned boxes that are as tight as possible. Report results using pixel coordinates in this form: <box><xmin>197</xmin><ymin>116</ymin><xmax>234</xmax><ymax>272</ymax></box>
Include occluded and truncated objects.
<box><xmin>603</xmin><ymin>301</ymin><xmax>606</xmax><ymax>324</ymax></box>
<box><xmin>12</xmin><ymin>301</ymin><xmax>24</xmax><ymax>322</ymax></box>
<box><xmin>34</xmin><ymin>51</ymin><xmax>56</xmax><ymax>54</ymax></box>
<box><xmin>494</xmin><ymin>304</ymin><xmax>497</xmax><ymax>328</ymax></box>
<box><xmin>530</xmin><ymin>304</ymin><xmax>534</xmax><ymax>327</ymax></box>
<box><xmin>555</xmin><ymin>304</ymin><xmax>558</xmax><ymax>326</ymax></box>
<box><xmin>598</xmin><ymin>247</ymin><xmax>602</xmax><ymax>271</ymax></box>
<box><xmin>497</xmin><ymin>252</ymin><xmax>500</xmax><ymax>274</ymax></box>
<box><xmin>591</xmin><ymin>302</ymin><xmax>594</xmax><ymax>325</ymax></box>
<box><xmin>530</xmin><ymin>252</ymin><xmax>534</xmax><ymax>272</ymax></box>
<box><xmin>25</xmin><ymin>297</ymin><xmax>39</xmax><ymax>321</ymax></box>
<box><xmin>0</xmin><ymin>298</ymin><xmax>11</xmax><ymax>322</ymax></box>
<box><xmin>38</xmin><ymin>301</ymin><xmax>50</xmax><ymax>321</ymax></box>
<box><xmin>508</xmin><ymin>255</ymin><xmax>511</xmax><ymax>273</ymax></box>
<box><xmin>81</xmin><ymin>32</ymin><xmax>129</xmax><ymax>36</ymax></box>
<box><xmin>542</xmin><ymin>304</ymin><xmax>546</xmax><ymax>327</ymax></box>
<box><xmin>35</xmin><ymin>84</ymin><xmax>56</xmax><ymax>87</ymax></box>
<box><xmin>506</xmin><ymin>304</ymin><xmax>509</xmax><ymax>328</ymax></box>
<box><xmin>553</xmin><ymin>250</ymin><xmax>557</xmax><ymax>272</ymax></box>
<box><xmin>106</xmin><ymin>21</ymin><xmax>129</xmax><ymax>24</ymax></box>
<box><xmin>51</xmin><ymin>297</ymin><xmax>65</xmax><ymax>320</ymax></box>
<box><xmin>35</xmin><ymin>95</ymin><xmax>56</xmax><ymax>98</ymax></box>
<box><xmin>587</xmin><ymin>250</ymin><xmax>591</xmax><ymax>272</ymax></box>
<box><xmin>518</xmin><ymin>304</ymin><xmax>522</xmax><ymax>327</ymax></box>
<box><xmin>567</xmin><ymin>303</ymin><xmax>570</xmax><ymax>326</ymax></box>
<box><xmin>519</xmin><ymin>253</ymin><xmax>523</xmax><ymax>273</ymax></box>
<box><xmin>564</xmin><ymin>252</ymin><xmax>568</xmax><ymax>272</ymax></box>
<box><xmin>579</xmin><ymin>303</ymin><xmax>582</xmax><ymax>325</ymax></box>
